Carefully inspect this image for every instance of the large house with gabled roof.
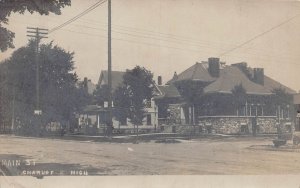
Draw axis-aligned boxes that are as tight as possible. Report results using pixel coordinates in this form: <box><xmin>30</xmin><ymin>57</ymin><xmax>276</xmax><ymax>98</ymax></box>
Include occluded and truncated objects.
<box><xmin>155</xmin><ymin>57</ymin><xmax>296</xmax><ymax>134</ymax></box>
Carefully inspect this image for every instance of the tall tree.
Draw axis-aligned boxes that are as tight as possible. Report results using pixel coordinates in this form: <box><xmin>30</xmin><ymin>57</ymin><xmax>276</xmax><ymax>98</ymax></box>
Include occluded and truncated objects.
<box><xmin>93</xmin><ymin>84</ymin><xmax>109</xmax><ymax>106</ymax></box>
<box><xmin>114</xmin><ymin>66</ymin><xmax>155</xmax><ymax>134</ymax></box>
<box><xmin>0</xmin><ymin>0</ymin><xmax>71</xmax><ymax>52</ymax></box>
<box><xmin>1</xmin><ymin>40</ymin><xmax>83</xmax><ymax>135</ymax></box>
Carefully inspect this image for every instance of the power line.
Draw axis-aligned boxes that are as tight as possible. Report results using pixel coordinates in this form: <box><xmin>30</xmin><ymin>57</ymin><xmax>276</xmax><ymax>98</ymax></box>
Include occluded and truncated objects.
<box><xmin>59</xmin><ymin>28</ymin><xmax>213</xmax><ymax>54</ymax></box>
<box><xmin>12</xmin><ymin>15</ymin><xmax>299</xmax><ymax>60</ymax></box>
<box><xmin>48</xmin><ymin>16</ymin><xmax>300</xmax><ymax>60</ymax></box>
<box><xmin>58</xmin><ymin>27</ymin><xmax>300</xmax><ymax>64</ymax></box>
<box><xmin>218</xmin><ymin>14</ymin><xmax>300</xmax><ymax>57</ymax></box>
<box><xmin>48</xmin><ymin>0</ymin><xmax>107</xmax><ymax>34</ymax></box>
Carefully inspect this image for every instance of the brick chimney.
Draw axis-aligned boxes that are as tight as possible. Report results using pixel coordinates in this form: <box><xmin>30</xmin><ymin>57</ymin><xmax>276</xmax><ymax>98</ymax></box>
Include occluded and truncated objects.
<box><xmin>253</xmin><ymin>68</ymin><xmax>264</xmax><ymax>85</ymax></box>
<box><xmin>208</xmin><ymin>57</ymin><xmax>220</xmax><ymax>77</ymax></box>
<box><xmin>158</xmin><ymin>76</ymin><xmax>162</xmax><ymax>85</ymax></box>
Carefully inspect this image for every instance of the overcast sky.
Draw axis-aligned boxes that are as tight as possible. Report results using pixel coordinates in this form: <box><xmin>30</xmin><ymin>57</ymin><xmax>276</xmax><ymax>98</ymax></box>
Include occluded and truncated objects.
<box><xmin>1</xmin><ymin>0</ymin><xmax>300</xmax><ymax>91</ymax></box>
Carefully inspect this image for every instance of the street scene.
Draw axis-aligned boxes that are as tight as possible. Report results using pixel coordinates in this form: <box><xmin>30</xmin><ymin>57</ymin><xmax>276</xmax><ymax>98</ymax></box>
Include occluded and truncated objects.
<box><xmin>1</xmin><ymin>0</ymin><xmax>300</xmax><ymax>181</ymax></box>
<box><xmin>1</xmin><ymin>135</ymin><xmax>300</xmax><ymax>176</ymax></box>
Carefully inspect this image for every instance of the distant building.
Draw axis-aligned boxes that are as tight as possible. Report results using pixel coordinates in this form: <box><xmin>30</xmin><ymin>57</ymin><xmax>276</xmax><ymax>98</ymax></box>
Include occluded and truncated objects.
<box><xmin>79</xmin><ymin>70</ymin><xmax>162</xmax><ymax>134</ymax></box>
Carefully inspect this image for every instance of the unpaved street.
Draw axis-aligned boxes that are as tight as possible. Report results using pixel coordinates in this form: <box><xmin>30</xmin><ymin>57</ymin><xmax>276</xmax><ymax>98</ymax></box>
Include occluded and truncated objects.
<box><xmin>1</xmin><ymin>135</ymin><xmax>300</xmax><ymax>175</ymax></box>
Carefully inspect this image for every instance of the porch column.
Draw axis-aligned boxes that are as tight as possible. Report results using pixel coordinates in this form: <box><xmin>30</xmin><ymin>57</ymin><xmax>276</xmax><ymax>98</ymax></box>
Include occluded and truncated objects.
<box><xmin>245</xmin><ymin>102</ymin><xmax>248</xmax><ymax>116</ymax></box>
<box><xmin>97</xmin><ymin>115</ymin><xmax>100</xmax><ymax>128</ymax></box>
<box><xmin>255</xmin><ymin>106</ymin><xmax>258</xmax><ymax>116</ymax></box>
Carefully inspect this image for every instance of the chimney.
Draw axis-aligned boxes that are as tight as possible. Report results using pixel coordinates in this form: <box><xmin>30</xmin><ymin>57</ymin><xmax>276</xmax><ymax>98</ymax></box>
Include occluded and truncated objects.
<box><xmin>232</xmin><ymin>62</ymin><xmax>247</xmax><ymax>70</ymax></box>
<box><xmin>253</xmin><ymin>68</ymin><xmax>264</xmax><ymax>85</ymax></box>
<box><xmin>173</xmin><ymin>71</ymin><xmax>178</xmax><ymax>80</ymax></box>
<box><xmin>208</xmin><ymin>57</ymin><xmax>220</xmax><ymax>77</ymax></box>
<box><xmin>158</xmin><ymin>76</ymin><xmax>162</xmax><ymax>85</ymax></box>
<box><xmin>83</xmin><ymin>77</ymin><xmax>88</xmax><ymax>91</ymax></box>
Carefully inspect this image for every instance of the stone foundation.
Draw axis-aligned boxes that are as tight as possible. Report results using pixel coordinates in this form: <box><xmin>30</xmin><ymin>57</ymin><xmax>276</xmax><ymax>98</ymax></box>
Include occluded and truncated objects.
<box><xmin>198</xmin><ymin>116</ymin><xmax>292</xmax><ymax>135</ymax></box>
<box><xmin>160</xmin><ymin>116</ymin><xmax>293</xmax><ymax>135</ymax></box>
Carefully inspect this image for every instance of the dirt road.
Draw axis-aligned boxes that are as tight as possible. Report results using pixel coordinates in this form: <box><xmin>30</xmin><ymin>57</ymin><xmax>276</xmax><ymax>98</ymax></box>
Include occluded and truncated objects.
<box><xmin>1</xmin><ymin>135</ymin><xmax>300</xmax><ymax>175</ymax></box>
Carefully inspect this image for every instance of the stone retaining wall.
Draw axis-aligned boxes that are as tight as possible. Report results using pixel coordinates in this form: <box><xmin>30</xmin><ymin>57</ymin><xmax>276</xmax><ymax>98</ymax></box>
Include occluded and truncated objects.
<box><xmin>198</xmin><ymin>116</ymin><xmax>293</xmax><ymax>135</ymax></box>
<box><xmin>160</xmin><ymin>116</ymin><xmax>293</xmax><ymax>135</ymax></box>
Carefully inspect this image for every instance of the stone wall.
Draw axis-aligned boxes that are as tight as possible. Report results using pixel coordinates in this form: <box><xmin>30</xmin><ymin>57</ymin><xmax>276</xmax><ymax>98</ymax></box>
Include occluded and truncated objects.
<box><xmin>198</xmin><ymin>116</ymin><xmax>280</xmax><ymax>135</ymax></box>
<box><xmin>198</xmin><ymin>117</ymin><xmax>250</xmax><ymax>134</ymax></box>
<box><xmin>257</xmin><ymin>117</ymin><xmax>277</xmax><ymax>133</ymax></box>
<box><xmin>160</xmin><ymin>116</ymin><xmax>293</xmax><ymax>135</ymax></box>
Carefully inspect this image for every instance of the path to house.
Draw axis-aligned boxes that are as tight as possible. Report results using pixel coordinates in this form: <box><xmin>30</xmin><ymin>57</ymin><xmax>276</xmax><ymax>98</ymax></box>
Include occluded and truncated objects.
<box><xmin>1</xmin><ymin>135</ymin><xmax>300</xmax><ymax>176</ymax></box>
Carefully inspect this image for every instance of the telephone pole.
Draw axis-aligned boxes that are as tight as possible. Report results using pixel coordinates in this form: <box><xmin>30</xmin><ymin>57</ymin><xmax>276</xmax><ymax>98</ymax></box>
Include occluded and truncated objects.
<box><xmin>26</xmin><ymin>27</ymin><xmax>48</xmax><ymax>115</ymax></box>
<box><xmin>107</xmin><ymin>0</ymin><xmax>113</xmax><ymax>136</ymax></box>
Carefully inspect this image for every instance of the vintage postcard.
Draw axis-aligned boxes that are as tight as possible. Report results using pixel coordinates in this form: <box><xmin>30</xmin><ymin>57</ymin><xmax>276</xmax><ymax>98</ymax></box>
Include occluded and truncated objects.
<box><xmin>1</xmin><ymin>0</ymin><xmax>300</xmax><ymax>187</ymax></box>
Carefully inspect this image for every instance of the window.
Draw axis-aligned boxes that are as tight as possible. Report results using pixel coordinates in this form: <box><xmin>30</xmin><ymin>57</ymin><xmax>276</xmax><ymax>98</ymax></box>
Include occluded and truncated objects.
<box><xmin>147</xmin><ymin>114</ymin><xmax>151</xmax><ymax>125</ymax></box>
<box><xmin>146</xmin><ymin>99</ymin><xmax>152</xmax><ymax>108</ymax></box>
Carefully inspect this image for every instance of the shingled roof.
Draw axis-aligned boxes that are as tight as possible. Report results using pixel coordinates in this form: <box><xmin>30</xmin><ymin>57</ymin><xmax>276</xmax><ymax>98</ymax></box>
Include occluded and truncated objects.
<box><xmin>166</xmin><ymin>59</ymin><xmax>294</xmax><ymax>96</ymax></box>
<box><xmin>98</xmin><ymin>71</ymin><xmax>125</xmax><ymax>91</ymax></box>
<box><xmin>263</xmin><ymin>75</ymin><xmax>296</xmax><ymax>94</ymax></box>
<box><xmin>167</xmin><ymin>62</ymin><xmax>216</xmax><ymax>84</ymax></box>
<box><xmin>98</xmin><ymin>70</ymin><xmax>162</xmax><ymax>96</ymax></box>
<box><xmin>203</xmin><ymin>66</ymin><xmax>272</xmax><ymax>95</ymax></box>
<box><xmin>156</xmin><ymin>84</ymin><xmax>181</xmax><ymax>99</ymax></box>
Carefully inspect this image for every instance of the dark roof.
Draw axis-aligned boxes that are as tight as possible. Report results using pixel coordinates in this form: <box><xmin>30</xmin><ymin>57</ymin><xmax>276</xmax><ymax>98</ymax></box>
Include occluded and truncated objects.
<box><xmin>167</xmin><ymin>62</ymin><xmax>216</xmax><ymax>84</ymax></box>
<box><xmin>246</xmin><ymin>67</ymin><xmax>296</xmax><ymax>94</ymax></box>
<box><xmin>203</xmin><ymin>66</ymin><xmax>272</xmax><ymax>95</ymax></box>
<box><xmin>98</xmin><ymin>71</ymin><xmax>125</xmax><ymax>91</ymax></box>
<box><xmin>263</xmin><ymin>75</ymin><xmax>296</xmax><ymax>94</ymax></box>
<box><xmin>167</xmin><ymin>59</ymin><xmax>295</xmax><ymax>96</ymax></box>
<box><xmin>156</xmin><ymin>84</ymin><xmax>181</xmax><ymax>99</ymax></box>
<box><xmin>98</xmin><ymin>70</ymin><xmax>163</xmax><ymax>96</ymax></box>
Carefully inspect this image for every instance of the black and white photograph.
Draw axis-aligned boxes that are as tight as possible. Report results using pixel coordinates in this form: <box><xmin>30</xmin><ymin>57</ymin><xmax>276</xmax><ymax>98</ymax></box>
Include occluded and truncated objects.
<box><xmin>1</xmin><ymin>0</ymin><xmax>300</xmax><ymax>187</ymax></box>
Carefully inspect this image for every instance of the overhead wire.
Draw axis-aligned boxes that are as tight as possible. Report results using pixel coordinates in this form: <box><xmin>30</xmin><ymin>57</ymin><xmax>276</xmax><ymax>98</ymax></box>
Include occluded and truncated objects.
<box><xmin>218</xmin><ymin>14</ymin><xmax>300</xmax><ymax>57</ymax></box>
<box><xmin>48</xmin><ymin>0</ymin><xmax>107</xmax><ymax>34</ymax></box>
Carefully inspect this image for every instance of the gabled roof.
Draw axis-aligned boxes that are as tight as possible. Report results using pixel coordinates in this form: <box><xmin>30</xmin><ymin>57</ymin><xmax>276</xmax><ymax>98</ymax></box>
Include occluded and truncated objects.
<box><xmin>167</xmin><ymin>62</ymin><xmax>216</xmax><ymax>84</ymax></box>
<box><xmin>98</xmin><ymin>70</ymin><xmax>163</xmax><ymax>96</ymax></box>
<box><xmin>98</xmin><ymin>71</ymin><xmax>125</xmax><ymax>91</ymax></box>
<box><xmin>156</xmin><ymin>84</ymin><xmax>181</xmax><ymax>99</ymax></box>
<box><xmin>203</xmin><ymin>66</ymin><xmax>272</xmax><ymax>95</ymax></box>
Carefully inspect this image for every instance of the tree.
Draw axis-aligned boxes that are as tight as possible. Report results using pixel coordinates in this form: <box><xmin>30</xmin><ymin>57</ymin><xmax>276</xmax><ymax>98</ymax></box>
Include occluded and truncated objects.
<box><xmin>271</xmin><ymin>88</ymin><xmax>294</xmax><ymax>120</ymax></box>
<box><xmin>93</xmin><ymin>84</ymin><xmax>109</xmax><ymax>106</ymax></box>
<box><xmin>231</xmin><ymin>83</ymin><xmax>247</xmax><ymax>116</ymax></box>
<box><xmin>1</xmin><ymin>40</ymin><xmax>83</xmax><ymax>135</ymax></box>
<box><xmin>113</xmin><ymin>66</ymin><xmax>155</xmax><ymax>135</ymax></box>
<box><xmin>173</xmin><ymin>80</ymin><xmax>206</xmax><ymax>124</ymax></box>
<box><xmin>0</xmin><ymin>0</ymin><xmax>71</xmax><ymax>52</ymax></box>
<box><xmin>113</xmin><ymin>86</ymin><xmax>130</xmax><ymax>126</ymax></box>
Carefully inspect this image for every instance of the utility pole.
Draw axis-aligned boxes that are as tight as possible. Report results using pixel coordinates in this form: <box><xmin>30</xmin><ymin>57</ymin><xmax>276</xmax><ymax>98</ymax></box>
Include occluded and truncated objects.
<box><xmin>26</xmin><ymin>27</ymin><xmax>48</xmax><ymax>115</ymax></box>
<box><xmin>26</xmin><ymin>27</ymin><xmax>48</xmax><ymax>135</ymax></box>
<box><xmin>107</xmin><ymin>0</ymin><xmax>113</xmax><ymax>137</ymax></box>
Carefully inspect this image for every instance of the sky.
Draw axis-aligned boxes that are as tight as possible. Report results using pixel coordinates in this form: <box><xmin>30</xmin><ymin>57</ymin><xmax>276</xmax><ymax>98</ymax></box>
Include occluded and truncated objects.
<box><xmin>1</xmin><ymin>0</ymin><xmax>300</xmax><ymax>91</ymax></box>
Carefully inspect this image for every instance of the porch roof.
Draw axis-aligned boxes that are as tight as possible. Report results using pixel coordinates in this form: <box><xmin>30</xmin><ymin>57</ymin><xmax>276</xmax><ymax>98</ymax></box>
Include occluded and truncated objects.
<box><xmin>156</xmin><ymin>84</ymin><xmax>181</xmax><ymax>99</ymax></box>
